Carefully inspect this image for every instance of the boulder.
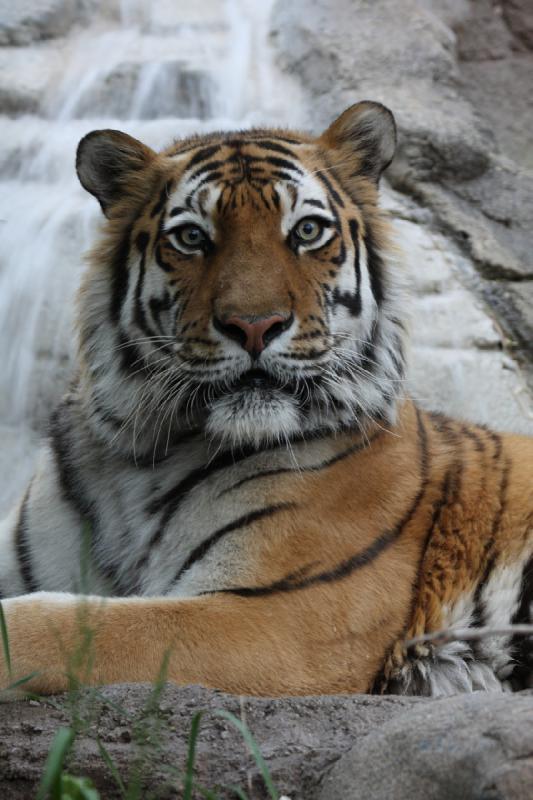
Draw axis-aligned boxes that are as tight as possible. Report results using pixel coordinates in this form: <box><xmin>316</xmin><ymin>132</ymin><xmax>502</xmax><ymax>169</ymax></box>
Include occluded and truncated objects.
<box><xmin>318</xmin><ymin>691</ymin><xmax>533</xmax><ymax>800</ymax></box>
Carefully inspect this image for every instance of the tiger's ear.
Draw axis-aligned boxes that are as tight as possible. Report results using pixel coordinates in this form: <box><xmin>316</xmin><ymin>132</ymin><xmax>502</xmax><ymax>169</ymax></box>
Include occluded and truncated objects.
<box><xmin>319</xmin><ymin>102</ymin><xmax>397</xmax><ymax>183</ymax></box>
<box><xmin>76</xmin><ymin>129</ymin><xmax>157</xmax><ymax>216</ymax></box>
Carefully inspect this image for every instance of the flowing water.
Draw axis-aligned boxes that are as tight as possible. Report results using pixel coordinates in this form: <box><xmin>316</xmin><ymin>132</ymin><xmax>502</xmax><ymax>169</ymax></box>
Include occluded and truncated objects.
<box><xmin>0</xmin><ymin>0</ymin><xmax>305</xmax><ymax>512</ymax></box>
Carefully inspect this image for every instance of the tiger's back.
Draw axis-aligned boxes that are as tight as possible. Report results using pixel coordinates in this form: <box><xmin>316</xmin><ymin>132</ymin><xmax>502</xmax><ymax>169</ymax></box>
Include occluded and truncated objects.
<box><xmin>0</xmin><ymin>101</ymin><xmax>531</xmax><ymax>697</ymax></box>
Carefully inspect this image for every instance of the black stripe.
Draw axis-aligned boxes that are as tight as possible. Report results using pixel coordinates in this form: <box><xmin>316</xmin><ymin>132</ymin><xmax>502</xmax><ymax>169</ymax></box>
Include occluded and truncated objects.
<box><xmin>405</xmin><ymin>463</ymin><xmax>457</xmax><ymax>638</ymax></box>
<box><xmin>252</xmin><ymin>141</ymin><xmax>298</xmax><ymax>157</ymax></box>
<box><xmin>268</xmin><ymin>170</ymin><xmax>299</xmax><ymax>183</ymax></box>
<box><xmin>50</xmin><ymin>406</ymin><xmax>92</xmax><ymax>520</ymax></box>
<box><xmin>174</xmin><ymin>503</ymin><xmax>295</xmax><ymax>585</ymax></box>
<box><xmin>364</xmin><ymin>226</ymin><xmax>385</xmax><ymax>307</ymax></box>
<box><xmin>117</xmin><ymin>331</ymin><xmax>149</xmax><ymax>376</ymax></box>
<box><xmin>169</xmin><ymin>206</ymin><xmax>187</xmax><ymax>218</ymax></box>
<box><xmin>332</xmin><ymin>218</ymin><xmax>361</xmax><ymax>316</ymax></box>
<box><xmin>110</xmin><ymin>225</ymin><xmax>132</xmax><ymax>322</ymax></box>
<box><xmin>460</xmin><ymin>424</ymin><xmax>486</xmax><ymax>453</ymax></box>
<box><xmin>189</xmin><ymin>159</ymin><xmax>226</xmax><ymax>182</ymax></box>
<box><xmin>356</xmin><ymin>320</ymin><xmax>379</xmax><ymax>374</ymax></box>
<box><xmin>186</xmin><ymin>145</ymin><xmax>221</xmax><ymax>170</ymax></box>
<box><xmin>196</xmin><ymin>171</ymin><xmax>224</xmax><ymax>189</ymax></box>
<box><xmin>133</xmin><ymin>231</ymin><xmax>157</xmax><ymax>338</ymax></box>
<box><xmin>220</xmin><ymin>429</ymin><xmax>382</xmax><ymax>496</ymax></box>
<box><xmin>487</xmin><ymin>430</ymin><xmax>503</xmax><ymax>462</ymax></box>
<box><xmin>510</xmin><ymin>554</ymin><xmax>533</xmax><ymax>690</ymax></box>
<box><xmin>471</xmin><ymin>554</ymin><xmax>497</xmax><ymax>629</ymax></box>
<box><xmin>219</xmin><ymin>409</ymin><xmax>429</xmax><ymax>597</ymax></box>
<box><xmin>260</xmin><ymin>156</ymin><xmax>303</xmax><ymax>174</ymax></box>
<box><xmin>150</xmin><ymin>183</ymin><xmax>169</xmax><ymax>218</ymax></box>
<box><xmin>50</xmin><ymin>403</ymin><xmax>123</xmax><ymax>590</ymax></box>
<box><xmin>303</xmin><ymin>199</ymin><xmax>325</xmax><ymax>209</ymax></box>
<box><xmin>149</xmin><ymin>292</ymin><xmax>173</xmax><ymax>336</ymax></box>
<box><xmin>155</xmin><ymin>243</ymin><xmax>177</xmax><ymax>273</ymax></box>
<box><xmin>316</xmin><ymin>171</ymin><xmax>344</xmax><ymax>208</ymax></box>
<box><xmin>15</xmin><ymin>487</ymin><xmax>39</xmax><ymax>593</ymax></box>
<box><xmin>471</xmin><ymin>456</ymin><xmax>510</xmax><ymax>629</ymax></box>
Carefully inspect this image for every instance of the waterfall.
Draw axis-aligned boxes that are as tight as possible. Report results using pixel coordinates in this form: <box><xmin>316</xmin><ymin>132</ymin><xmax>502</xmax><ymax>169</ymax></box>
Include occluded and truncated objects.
<box><xmin>0</xmin><ymin>0</ymin><xmax>305</xmax><ymax>512</ymax></box>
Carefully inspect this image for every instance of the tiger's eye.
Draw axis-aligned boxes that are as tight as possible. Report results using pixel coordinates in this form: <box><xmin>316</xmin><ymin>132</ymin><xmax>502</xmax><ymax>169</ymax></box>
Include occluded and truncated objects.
<box><xmin>294</xmin><ymin>218</ymin><xmax>322</xmax><ymax>242</ymax></box>
<box><xmin>179</xmin><ymin>225</ymin><xmax>205</xmax><ymax>247</ymax></box>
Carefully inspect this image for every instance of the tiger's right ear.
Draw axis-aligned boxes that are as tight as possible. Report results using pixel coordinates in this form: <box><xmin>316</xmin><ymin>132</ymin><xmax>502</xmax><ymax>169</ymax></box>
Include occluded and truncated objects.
<box><xmin>319</xmin><ymin>102</ymin><xmax>397</xmax><ymax>184</ymax></box>
<box><xmin>76</xmin><ymin>129</ymin><xmax>156</xmax><ymax>217</ymax></box>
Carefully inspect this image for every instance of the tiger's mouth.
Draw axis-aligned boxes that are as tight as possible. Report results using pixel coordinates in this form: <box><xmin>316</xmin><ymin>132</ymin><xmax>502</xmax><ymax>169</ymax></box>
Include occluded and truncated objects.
<box><xmin>230</xmin><ymin>368</ymin><xmax>288</xmax><ymax>392</ymax></box>
<box><xmin>202</xmin><ymin>366</ymin><xmax>304</xmax><ymax>404</ymax></box>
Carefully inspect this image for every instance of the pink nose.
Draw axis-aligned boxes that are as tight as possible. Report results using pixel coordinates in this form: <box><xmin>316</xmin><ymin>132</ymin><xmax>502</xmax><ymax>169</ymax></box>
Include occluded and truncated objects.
<box><xmin>215</xmin><ymin>313</ymin><xmax>293</xmax><ymax>356</ymax></box>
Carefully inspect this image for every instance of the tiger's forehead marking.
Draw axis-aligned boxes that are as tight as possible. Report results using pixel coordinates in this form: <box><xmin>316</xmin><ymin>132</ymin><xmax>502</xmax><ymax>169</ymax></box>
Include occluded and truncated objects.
<box><xmin>163</xmin><ymin>139</ymin><xmax>335</xmax><ymax>236</ymax></box>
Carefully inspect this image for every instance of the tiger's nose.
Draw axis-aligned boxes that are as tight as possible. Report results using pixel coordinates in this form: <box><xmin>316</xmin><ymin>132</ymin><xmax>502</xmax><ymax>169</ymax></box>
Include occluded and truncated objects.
<box><xmin>214</xmin><ymin>313</ymin><xmax>293</xmax><ymax>357</ymax></box>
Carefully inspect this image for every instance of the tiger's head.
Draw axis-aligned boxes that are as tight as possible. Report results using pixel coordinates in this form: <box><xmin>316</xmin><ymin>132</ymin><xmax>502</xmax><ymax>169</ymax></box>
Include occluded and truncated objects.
<box><xmin>76</xmin><ymin>102</ymin><xmax>406</xmax><ymax>455</ymax></box>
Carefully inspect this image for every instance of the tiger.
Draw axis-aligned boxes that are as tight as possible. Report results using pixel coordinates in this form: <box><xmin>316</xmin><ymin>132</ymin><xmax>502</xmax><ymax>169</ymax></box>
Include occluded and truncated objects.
<box><xmin>0</xmin><ymin>101</ymin><xmax>531</xmax><ymax>698</ymax></box>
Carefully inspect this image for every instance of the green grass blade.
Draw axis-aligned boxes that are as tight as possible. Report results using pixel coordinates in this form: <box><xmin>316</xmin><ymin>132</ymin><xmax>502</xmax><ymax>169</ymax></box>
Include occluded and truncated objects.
<box><xmin>60</xmin><ymin>774</ymin><xmax>100</xmax><ymax>800</ymax></box>
<box><xmin>36</xmin><ymin>726</ymin><xmax>76</xmax><ymax>800</ymax></box>
<box><xmin>3</xmin><ymin>670</ymin><xmax>41</xmax><ymax>692</ymax></box>
<box><xmin>214</xmin><ymin>710</ymin><xmax>278</xmax><ymax>800</ymax></box>
<box><xmin>0</xmin><ymin>601</ymin><xmax>12</xmax><ymax>678</ymax></box>
<box><xmin>96</xmin><ymin>738</ymin><xmax>127</xmax><ymax>796</ymax></box>
<box><xmin>183</xmin><ymin>711</ymin><xmax>204</xmax><ymax>800</ymax></box>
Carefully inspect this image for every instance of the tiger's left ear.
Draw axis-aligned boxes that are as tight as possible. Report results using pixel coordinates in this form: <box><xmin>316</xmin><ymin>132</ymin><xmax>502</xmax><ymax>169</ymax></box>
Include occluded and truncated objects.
<box><xmin>319</xmin><ymin>101</ymin><xmax>397</xmax><ymax>184</ymax></box>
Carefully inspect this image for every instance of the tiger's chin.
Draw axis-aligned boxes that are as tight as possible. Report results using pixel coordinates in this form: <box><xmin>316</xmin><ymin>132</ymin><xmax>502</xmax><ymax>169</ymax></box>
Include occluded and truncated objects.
<box><xmin>205</xmin><ymin>388</ymin><xmax>302</xmax><ymax>449</ymax></box>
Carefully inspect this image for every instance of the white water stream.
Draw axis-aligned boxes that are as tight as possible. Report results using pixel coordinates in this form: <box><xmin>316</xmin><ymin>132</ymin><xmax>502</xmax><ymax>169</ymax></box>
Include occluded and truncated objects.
<box><xmin>0</xmin><ymin>0</ymin><xmax>305</xmax><ymax>512</ymax></box>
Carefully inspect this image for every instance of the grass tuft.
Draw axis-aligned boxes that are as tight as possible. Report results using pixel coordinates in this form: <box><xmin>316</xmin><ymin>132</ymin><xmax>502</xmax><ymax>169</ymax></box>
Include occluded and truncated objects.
<box><xmin>215</xmin><ymin>709</ymin><xmax>279</xmax><ymax>800</ymax></box>
<box><xmin>36</xmin><ymin>726</ymin><xmax>76</xmax><ymax>800</ymax></box>
<box><xmin>0</xmin><ymin>601</ymin><xmax>12</xmax><ymax>678</ymax></box>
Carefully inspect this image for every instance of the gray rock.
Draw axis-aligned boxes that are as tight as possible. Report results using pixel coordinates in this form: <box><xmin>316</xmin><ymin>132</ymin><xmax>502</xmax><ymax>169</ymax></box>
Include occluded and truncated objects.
<box><xmin>502</xmin><ymin>0</ymin><xmax>533</xmax><ymax>51</ymax></box>
<box><xmin>0</xmin><ymin>685</ymin><xmax>531</xmax><ymax>799</ymax></box>
<box><xmin>318</xmin><ymin>692</ymin><xmax>533</xmax><ymax>800</ymax></box>
<box><xmin>0</xmin><ymin>0</ymin><xmax>94</xmax><ymax>46</ymax></box>
<box><xmin>271</xmin><ymin>0</ymin><xmax>491</xmax><ymax>182</ymax></box>
<box><xmin>459</xmin><ymin>55</ymin><xmax>533</xmax><ymax>170</ymax></box>
<box><xmin>455</xmin><ymin>0</ymin><xmax>515</xmax><ymax>62</ymax></box>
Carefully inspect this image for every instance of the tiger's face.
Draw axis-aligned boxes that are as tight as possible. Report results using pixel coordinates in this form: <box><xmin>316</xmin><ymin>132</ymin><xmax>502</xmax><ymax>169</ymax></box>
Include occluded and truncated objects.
<box><xmin>77</xmin><ymin>103</ymin><xmax>406</xmax><ymax>451</ymax></box>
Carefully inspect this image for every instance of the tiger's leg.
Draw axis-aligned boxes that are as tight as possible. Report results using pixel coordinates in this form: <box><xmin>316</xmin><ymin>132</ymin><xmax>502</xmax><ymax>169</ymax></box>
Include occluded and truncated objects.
<box><xmin>0</xmin><ymin>589</ymin><xmax>384</xmax><ymax>696</ymax></box>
